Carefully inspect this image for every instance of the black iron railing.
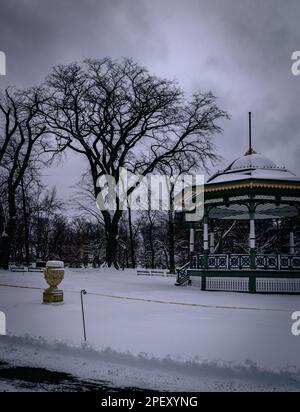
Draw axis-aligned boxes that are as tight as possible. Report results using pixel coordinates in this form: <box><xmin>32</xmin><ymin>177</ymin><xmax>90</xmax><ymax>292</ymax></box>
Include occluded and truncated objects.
<box><xmin>175</xmin><ymin>262</ymin><xmax>190</xmax><ymax>285</ymax></box>
<box><xmin>190</xmin><ymin>253</ymin><xmax>300</xmax><ymax>271</ymax></box>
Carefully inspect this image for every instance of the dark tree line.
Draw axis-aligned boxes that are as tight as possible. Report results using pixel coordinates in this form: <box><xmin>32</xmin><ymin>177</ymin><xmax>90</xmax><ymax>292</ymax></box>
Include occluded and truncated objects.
<box><xmin>0</xmin><ymin>88</ymin><xmax>48</xmax><ymax>268</ymax></box>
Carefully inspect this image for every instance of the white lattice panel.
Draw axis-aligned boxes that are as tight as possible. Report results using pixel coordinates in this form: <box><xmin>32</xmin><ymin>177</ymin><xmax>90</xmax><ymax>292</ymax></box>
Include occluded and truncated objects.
<box><xmin>256</xmin><ymin>278</ymin><xmax>300</xmax><ymax>293</ymax></box>
<box><xmin>206</xmin><ymin>277</ymin><xmax>249</xmax><ymax>292</ymax></box>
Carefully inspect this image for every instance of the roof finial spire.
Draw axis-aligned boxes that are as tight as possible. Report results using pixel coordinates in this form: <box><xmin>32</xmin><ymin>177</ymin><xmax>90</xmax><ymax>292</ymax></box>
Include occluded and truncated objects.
<box><xmin>248</xmin><ymin>111</ymin><xmax>252</xmax><ymax>152</ymax></box>
<box><xmin>244</xmin><ymin>111</ymin><xmax>256</xmax><ymax>155</ymax></box>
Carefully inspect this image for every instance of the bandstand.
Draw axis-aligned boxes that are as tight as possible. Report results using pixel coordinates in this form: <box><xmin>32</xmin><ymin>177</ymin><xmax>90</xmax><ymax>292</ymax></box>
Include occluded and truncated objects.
<box><xmin>176</xmin><ymin>118</ymin><xmax>300</xmax><ymax>294</ymax></box>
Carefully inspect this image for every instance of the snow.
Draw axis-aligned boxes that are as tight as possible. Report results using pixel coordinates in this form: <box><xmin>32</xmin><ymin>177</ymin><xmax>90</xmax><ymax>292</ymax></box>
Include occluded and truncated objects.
<box><xmin>208</xmin><ymin>172</ymin><xmax>299</xmax><ymax>185</ymax></box>
<box><xmin>207</xmin><ymin>169</ymin><xmax>299</xmax><ymax>185</ymax></box>
<box><xmin>207</xmin><ymin>153</ymin><xmax>299</xmax><ymax>185</ymax></box>
<box><xmin>1</xmin><ymin>335</ymin><xmax>300</xmax><ymax>392</ymax></box>
<box><xmin>230</xmin><ymin>154</ymin><xmax>279</xmax><ymax>171</ymax></box>
<box><xmin>46</xmin><ymin>260</ymin><xmax>64</xmax><ymax>268</ymax></box>
<box><xmin>0</xmin><ymin>268</ymin><xmax>300</xmax><ymax>391</ymax></box>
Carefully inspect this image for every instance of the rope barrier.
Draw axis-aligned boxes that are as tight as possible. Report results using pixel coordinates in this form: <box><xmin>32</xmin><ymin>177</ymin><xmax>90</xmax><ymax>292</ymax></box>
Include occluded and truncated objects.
<box><xmin>0</xmin><ymin>282</ymin><xmax>294</xmax><ymax>313</ymax></box>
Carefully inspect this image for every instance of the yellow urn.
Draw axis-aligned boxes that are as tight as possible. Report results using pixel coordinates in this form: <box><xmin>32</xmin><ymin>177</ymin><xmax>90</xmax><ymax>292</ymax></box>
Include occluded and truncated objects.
<box><xmin>43</xmin><ymin>260</ymin><xmax>64</xmax><ymax>304</ymax></box>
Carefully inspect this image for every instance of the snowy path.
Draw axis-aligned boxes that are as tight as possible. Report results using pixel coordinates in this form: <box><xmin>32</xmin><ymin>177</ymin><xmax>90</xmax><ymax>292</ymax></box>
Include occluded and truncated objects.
<box><xmin>0</xmin><ymin>268</ymin><xmax>300</xmax><ymax>391</ymax></box>
<box><xmin>0</xmin><ymin>357</ymin><xmax>128</xmax><ymax>392</ymax></box>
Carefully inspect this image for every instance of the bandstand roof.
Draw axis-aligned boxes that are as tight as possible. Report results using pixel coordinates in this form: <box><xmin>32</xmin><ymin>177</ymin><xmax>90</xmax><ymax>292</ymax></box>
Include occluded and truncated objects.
<box><xmin>207</xmin><ymin>152</ymin><xmax>299</xmax><ymax>185</ymax></box>
<box><xmin>205</xmin><ymin>151</ymin><xmax>300</xmax><ymax>220</ymax></box>
<box><xmin>180</xmin><ymin>150</ymin><xmax>300</xmax><ymax>221</ymax></box>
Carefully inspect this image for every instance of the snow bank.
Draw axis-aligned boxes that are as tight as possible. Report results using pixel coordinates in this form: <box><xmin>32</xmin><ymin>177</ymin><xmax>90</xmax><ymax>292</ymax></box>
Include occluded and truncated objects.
<box><xmin>0</xmin><ymin>335</ymin><xmax>300</xmax><ymax>392</ymax></box>
<box><xmin>1</xmin><ymin>268</ymin><xmax>300</xmax><ymax>391</ymax></box>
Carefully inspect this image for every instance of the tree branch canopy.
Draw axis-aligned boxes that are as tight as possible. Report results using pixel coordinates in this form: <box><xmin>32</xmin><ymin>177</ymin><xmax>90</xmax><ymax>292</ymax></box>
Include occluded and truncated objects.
<box><xmin>43</xmin><ymin>58</ymin><xmax>229</xmax><ymax>195</ymax></box>
<box><xmin>42</xmin><ymin>57</ymin><xmax>228</xmax><ymax>267</ymax></box>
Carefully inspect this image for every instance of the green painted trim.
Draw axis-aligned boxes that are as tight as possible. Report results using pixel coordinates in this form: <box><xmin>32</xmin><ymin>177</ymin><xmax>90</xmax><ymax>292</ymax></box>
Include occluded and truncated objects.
<box><xmin>250</xmin><ymin>249</ymin><xmax>256</xmax><ymax>269</ymax></box>
<box><xmin>204</xmin><ymin>185</ymin><xmax>300</xmax><ymax>201</ymax></box>
<box><xmin>201</xmin><ymin>276</ymin><xmax>206</xmax><ymax>291</ymax></box>
<box><xmin>249</xmin><ymin>276</ymin><xmax>256</xmax><ymax>293</ymax></box>
<box><xmin>203</xmin><ymin>250</ymin><xmax>209</xmax><ymax>269</ymax></box>
<box><xmin>205</xmin><ymin>178</ymin><xmax>300</xmax><ymax>192</ymax></box>
<box><xmin>187</xmin><ymin>269</ymin><xmax>300</xmax><ymax>278</ymax></box>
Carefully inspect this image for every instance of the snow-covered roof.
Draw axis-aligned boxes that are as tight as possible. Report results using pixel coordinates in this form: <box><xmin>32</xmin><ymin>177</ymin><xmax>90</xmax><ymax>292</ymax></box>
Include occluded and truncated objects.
<box><xmin>207</xmin><ymin>152</ymin><xmax>299</xmax><ymax>185</ymax></box>
<box><xmin>175</xmin><ymin>150</ymin><xmax>300</xmax><ymax>220</ymax></box>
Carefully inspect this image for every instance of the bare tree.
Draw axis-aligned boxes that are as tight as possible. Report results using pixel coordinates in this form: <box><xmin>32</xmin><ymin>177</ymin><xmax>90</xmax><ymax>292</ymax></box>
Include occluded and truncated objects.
<box><xmin>0</xmin><ymin>87</ymin><xmax>48</xmax><ymax>268</ymax></box>
<box><xmin>44</xmin><ymin>58</ymin><xmax>228</xmax><ymax>268</ymax></box>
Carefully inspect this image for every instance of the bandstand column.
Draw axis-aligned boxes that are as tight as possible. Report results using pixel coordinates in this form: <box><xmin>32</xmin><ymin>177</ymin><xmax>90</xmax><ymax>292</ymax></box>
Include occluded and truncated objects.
<box><xmin>249</xmin><ymin>206</ymin><xmax>256</xmax><ymax>267</ymax></box>
<box><xmin>203</xmin><ymin>209</ymin><xmax>209</xmax><ymax>269</ymax></box>
<box><xmin>249</xmin><ymin>203</ymin><xmax>256</xmax><ymax>293</ymax></box>
<box><xmin>210</xmin><ymin>231</ymin><xmax>215</xmax><ymax>254</ymax></box>
<box><xmin>250</xmin><ymin>216</ymin><xmax>256</xmax><ymax>250</ymax></box>
<box><xmin>189</xmin><ymin>227</ymin><xmax>195</xmax><ymax>254</ymax></box>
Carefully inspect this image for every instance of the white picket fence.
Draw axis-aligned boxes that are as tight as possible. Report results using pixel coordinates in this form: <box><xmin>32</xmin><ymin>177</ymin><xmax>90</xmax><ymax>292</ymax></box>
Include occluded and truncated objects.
<box><xmin>206</xmin><ymin>277</ymin><xmax>249</xmax><ymax>292</ymax></box>
<box><xmin>256</xmin><ymin>278</ymin><xmax>300</xmax><ymax>293</ymax></box>
<box><xmin>137</xmin><ymin>268</ymin><xmax>175</xmax><ymax>277</ymax></box>
<box><xmin>10</xmin><ymin>266</ymin><xmax>28</xmax><ymax>272</ymax></box>
<box><xmin>10</xmin><ymin>265</ymin><xmax>45</xmax><ymax>272</ymax></box>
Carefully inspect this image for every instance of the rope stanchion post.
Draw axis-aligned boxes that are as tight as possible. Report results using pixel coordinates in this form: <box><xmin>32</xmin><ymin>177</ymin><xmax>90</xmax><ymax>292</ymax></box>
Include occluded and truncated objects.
<box><xmin>80</xmin><ymin>289</ymin><xmax>87</xmax><ymax>342</ymax></box>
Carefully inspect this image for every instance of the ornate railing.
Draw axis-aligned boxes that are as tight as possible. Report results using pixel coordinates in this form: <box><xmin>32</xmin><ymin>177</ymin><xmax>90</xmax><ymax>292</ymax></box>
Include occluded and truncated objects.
<box><xmin>177</xmin><ymin>253</ymin><xmax>300</xmax><ymax>293</ymax></box>
<box><xmin>190</xmin><ymin>253</ymin><xmax>300</xmax><ymax>271</ymax></box>
<box><xmin>255</xmin><ymin>255</ymin><xmax>278</xmax><ymax>269</ymax></box>
<box><xmin>175</xmin><ymin>261</ymin><xmax>190</xmax><ymax>286</ymax></box>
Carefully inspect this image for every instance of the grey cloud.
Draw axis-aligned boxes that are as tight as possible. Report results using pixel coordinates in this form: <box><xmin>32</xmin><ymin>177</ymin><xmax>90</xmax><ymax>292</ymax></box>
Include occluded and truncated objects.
<box><xmin>0</xmin><ymin>0</ymin><xmax>300</xmax><ymax>198</ymax></box>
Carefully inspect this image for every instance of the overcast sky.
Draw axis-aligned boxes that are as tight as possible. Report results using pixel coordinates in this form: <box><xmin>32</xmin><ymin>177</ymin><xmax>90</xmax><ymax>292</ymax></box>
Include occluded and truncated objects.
<box><xmin>0</xmin><ymin>0</ymin><xmax>300</xmax><ymax>198</ymax></box>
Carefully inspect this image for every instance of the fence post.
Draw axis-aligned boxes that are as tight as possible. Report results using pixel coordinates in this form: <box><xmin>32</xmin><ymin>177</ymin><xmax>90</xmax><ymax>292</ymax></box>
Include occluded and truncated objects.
<box><xmin>249</xmin><ymin>275</ymin><xmax>256</xmax><ymax>293</ymax></box>
<box><xmin>80</xmin><ymin>289</ymin><xmax>87</xmax><ymax>342</ymax></box>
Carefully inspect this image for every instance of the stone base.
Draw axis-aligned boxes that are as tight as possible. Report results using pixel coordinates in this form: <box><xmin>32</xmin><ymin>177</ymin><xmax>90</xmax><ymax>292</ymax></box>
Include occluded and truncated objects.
<box><xmin>43</xmin><ymin>289</ymin><xmax>64</xmax><ymax>304</ymax></box>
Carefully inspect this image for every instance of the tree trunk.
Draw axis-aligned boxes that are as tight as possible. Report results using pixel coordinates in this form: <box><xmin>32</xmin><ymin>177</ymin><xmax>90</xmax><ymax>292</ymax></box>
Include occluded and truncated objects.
<box><xmin>103</xmin><ymin>211</ymin><xmax>122</xmax><ymax>269</ymax></box>
<box><xmin>105</xmin><ymin>226</ymin><xmax>119</xmax><ymax>268</ymax></box>
<box><xmin>128</xmin><ymin>207</ymin><xmax>136</xmax><ymax>268</ymax></box>
<box><xmin>1</xmin><ymin>238</ymin><xmax>10</xmax><ymax>269</ymax></box>
<box><xmin>168</xmin><ymin>209</ymin><xmax>175</xmax><ymax>273</ymax></box>
<box><xmin>3</xmin><ymin>189</ymin><xmax>17</xmax><ymax>269</ymax></box>
<box><xmin>0</xmin><ymin>203</ymin><xmax>6</xmax><ymax>268</ymax></box>
<box><xmin>148</xmin><ymin>216</ymin><xmax>155</xmax><ymax>269</ymax></box>
<box><xmin>21</xmin><ymin>178</ymin><xmax>30</xmax><ymax>265</ymax></box>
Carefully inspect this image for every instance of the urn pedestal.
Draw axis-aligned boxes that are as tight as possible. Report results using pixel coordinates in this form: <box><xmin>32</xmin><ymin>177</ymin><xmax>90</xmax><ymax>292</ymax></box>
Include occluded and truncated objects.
<box><xmin>43</xmin><ymin>261</ymin><xmax>64</xmax><ymax>304</ymax></box>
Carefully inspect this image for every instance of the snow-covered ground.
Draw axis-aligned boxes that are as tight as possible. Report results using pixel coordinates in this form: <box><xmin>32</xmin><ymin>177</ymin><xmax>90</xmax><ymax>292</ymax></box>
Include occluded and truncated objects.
<box><xmin>0</xmin><ymin>268</ymin><xmax>300</xmax><ymax>391</ymax></box>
